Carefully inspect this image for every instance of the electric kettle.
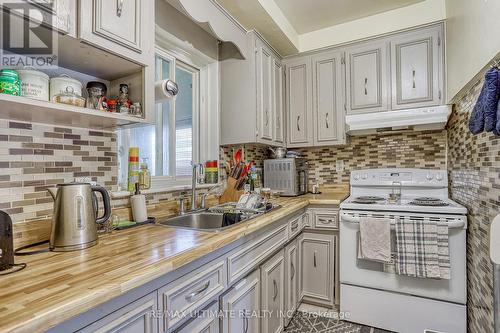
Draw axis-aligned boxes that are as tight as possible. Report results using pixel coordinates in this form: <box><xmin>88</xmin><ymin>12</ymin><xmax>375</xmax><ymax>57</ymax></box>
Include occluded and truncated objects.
<box><xmin>48</xmin><ymin>183</ymin><xmax>111</xmax><ymax>251</ymax></box>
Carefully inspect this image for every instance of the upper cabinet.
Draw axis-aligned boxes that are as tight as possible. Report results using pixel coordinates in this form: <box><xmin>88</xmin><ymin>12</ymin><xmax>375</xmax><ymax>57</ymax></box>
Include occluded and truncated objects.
<box><xmin>391</xmin><ymin>25</ymin><xmax>443</xmax><ymax>109</ymax></box>
<box><xmin>285</xmin><ymin>57</ymin><xmax>313</xmax><ymax>147</ymax></box>
<box><xmin>345</xmin><ymin>40</ymin><xmax>389</xmax><ymax>114</ymax></box>
<box><xmin>79</xmin><ymin>0</ymin><xmax>154</xmax><ymax>65</ymax></box>
<box><xmin>220</xmin><ymin>31</ymin><xmax>285</xmax><ymax>147</ymax></box>
<box><xmin>284</xmin><ymin>51</ymin><xmax>345</xmax><ymax>148</ymax></box>
<box><xmin>312</xmin><ymin>51</ymin><xmax>345</xmax><ymax>146</ymax></box>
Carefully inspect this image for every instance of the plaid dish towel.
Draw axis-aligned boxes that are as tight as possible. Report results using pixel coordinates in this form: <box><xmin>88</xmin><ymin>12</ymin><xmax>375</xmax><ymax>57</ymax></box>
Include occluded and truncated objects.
<box><xmin>395</xmin><ymin>217</ymin><xmax>450</xmax><ymax>279</ymax></box>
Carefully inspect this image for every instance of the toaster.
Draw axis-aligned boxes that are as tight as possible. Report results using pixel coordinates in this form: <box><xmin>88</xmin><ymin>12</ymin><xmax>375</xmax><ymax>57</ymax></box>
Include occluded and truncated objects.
<box><xmin>263</xmin><ymin>158</ymin><xmax>308</xmax><ymax>196</ymax></box>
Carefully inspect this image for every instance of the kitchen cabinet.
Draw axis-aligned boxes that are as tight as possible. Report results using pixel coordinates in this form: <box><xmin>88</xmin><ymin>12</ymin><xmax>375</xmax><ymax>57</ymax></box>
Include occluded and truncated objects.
<box><xmin>346</xmin><ymin>40</ymin><xmax>389</xmax><ymax>114</ymax></box>
<box><xmin>390</xmin><ymin>25</ymin><xmax>443</xmax><ymax>109</ymax></box>
<box><xmin>311</xmin><ymin>51</ymin><xmax>345</xmax><ymax>146</ymax></box>
<box><xmin>256</xmin><ymin>38</ymin><xmax>274</xmax><ymax>142</ymax></box>
<box><xmin>261</xmin><ymin>249</ymin><xmax>285</xmax><ymax>333</ymax></box>
<box><xmin>284</xmin><ymin>239</ymin><xmax>299</xmax><ymax>326</ymax></box>
<box><xmin>298</xmin><ymin>232</ymin><xmax>336</xmax><ymax>308</ymax></box>
<box><xmin>273</xmin><ymin>59</ymin><xmax>285</xmax><ymax>144</ymax></box>
<box><xmin>77</xmin><ymin>293</ymin><xmax>157</xmax><ymax>333</ymax></box>
<box><xmin>285</xmin><ymin>56</ymin><xmax>313</xmax><ymax>147</ymax></box>
<box><xmin>220</xmin><ymin>31</ymin><xmax>284</xmax><ymax>146</ymax></box>
<box><xmin>79</xmin><ymin>0</ymin><xmax>154</xmax><ymax>65</ymax></box>
<box><xmin>221</xmin><ymin>270</ymin><xmax>261</xmax><ymax>333</ymax></box>
<box><xmin>175</xmin><ymin>301</ymin><xmax>219</xmax><ymax>333</ymax></box>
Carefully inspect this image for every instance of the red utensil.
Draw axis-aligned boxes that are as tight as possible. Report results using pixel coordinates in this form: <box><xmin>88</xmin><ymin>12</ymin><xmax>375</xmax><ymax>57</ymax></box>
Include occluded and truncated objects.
<box><xmin>234</xmin><ymin>148</ymin><xmax>242</xmax><ymax>165</ymax></box>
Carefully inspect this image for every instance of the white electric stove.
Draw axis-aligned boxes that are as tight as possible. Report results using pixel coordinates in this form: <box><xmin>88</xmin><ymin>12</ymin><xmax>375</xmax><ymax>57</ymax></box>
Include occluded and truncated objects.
<box><xmin>340</xmin><ymin>168</ymin><xmax>467</xmax><ymax>333</ymax></box>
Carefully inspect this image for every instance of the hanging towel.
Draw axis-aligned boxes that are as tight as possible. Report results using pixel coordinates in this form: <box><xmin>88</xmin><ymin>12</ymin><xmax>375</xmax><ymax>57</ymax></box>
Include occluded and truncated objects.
<box><xmin>358</xmin><ymin>217</ymin><xmax>392</xmax><ymax>263</ymax></box>
<box><xmin>395</xmin><ymin>217</ymin><xmax>450</xmax><ymax>279</ymax></box>
<box><xmin>469</xmin><ymin>68</ymin><xmax>500</xmax><ymax>134</ymax></box>
<box><xmin>495</xmin><ymin>70</ymin><xmax>500</xmax><ymax>136</ymax></box>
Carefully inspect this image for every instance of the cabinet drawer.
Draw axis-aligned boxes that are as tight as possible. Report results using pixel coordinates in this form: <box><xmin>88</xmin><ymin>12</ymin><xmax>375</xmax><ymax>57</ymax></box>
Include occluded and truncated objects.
<box><xmin>159</xmin><ymin>260</ymin><xmax>226</xmax><ymax>331</ymax></box>
<box><xmin>227</xmin><ymin>223</ymin><xmax>288</xmax><ymax>284</ymax></box>
<box><xmin>173</xmin><ymin>301</ymin><xmax>219</xmax><ymax>333</ymax></box>
<box><xmin>313</xmin><ymin>210</ymin><xmax>339</xmax><ymax>230</ymax></box>
<box><xmin>288</xmin><ymin>215</ymin><xmax>302</xmax><ymax>239</ymax></box>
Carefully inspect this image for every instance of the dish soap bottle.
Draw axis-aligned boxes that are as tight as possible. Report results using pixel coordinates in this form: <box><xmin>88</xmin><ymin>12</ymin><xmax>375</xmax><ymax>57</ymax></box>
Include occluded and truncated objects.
<box><xmin>139</xmin><ymin>158</ymin><xmax>151</xmax><ymax>190</ymax></box>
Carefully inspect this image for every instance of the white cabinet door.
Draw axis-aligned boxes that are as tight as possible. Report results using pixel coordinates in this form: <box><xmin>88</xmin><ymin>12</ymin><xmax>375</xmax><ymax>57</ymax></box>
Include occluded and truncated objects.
<box><xmin>261</xmin><ymin>249</ymin><xmax>285</xmax><ymax>333</ymax></box>
<box><xmin>256</xmin><ymin>41</ymin><xmax>274</xmax><ymax>143</ymax></box>
<box><xmin>273</xmin><ymin>58</ymin><xmax>285</xmax><ymax>145</ymax></box>
<box><xmin>221</xmin><ymin>270</ymin><xmax>260</xmax><ymax>333</ymax></box>
<box><xmin>78</xmin><ymin>293</ymin><xmax>157</xmax><ymax>333</ymax></box>
<box><xmin>176</xmin><ymin>301</ymin><xmax>219</xmax><ymax>333</ymax></box>
<box><xmin>284</xmin><ymin>239</ymin><xmax>298</xmax><ymax>326</ymax></box>
<box><xmin>311</xmin><ymin>51</ymin><xmax>345</xmax><ymax>146</ymax></box>
<box><xmin>391</xmin><ymin>26</ymin><xmax>442</xmax><ymax>109</ymax></box>
<box><xmin>346</xmin><ymin>41</ymin><xmax>389</xmax><ymax>114</ymax></box>
<box><xmin>79</xmin><ymin>0</ymin><xmax>152</xmax><ymax>65</ymax></box>
<box><xmin>285</xmin><ymin>57</ymin><xmax>313</xmax><ymax>147</ymax></box>
<box><xmin>299</xmin><ymin>232</ymin><xmax>336</xmax><ymax>308</ymax></box>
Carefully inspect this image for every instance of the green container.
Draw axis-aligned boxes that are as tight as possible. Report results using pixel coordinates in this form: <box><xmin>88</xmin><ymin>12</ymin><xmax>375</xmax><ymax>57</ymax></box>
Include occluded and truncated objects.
<box><xmin>0</xmin><ymin>69</ymin><xmax>21</xmax><ymax>96</ymax></box>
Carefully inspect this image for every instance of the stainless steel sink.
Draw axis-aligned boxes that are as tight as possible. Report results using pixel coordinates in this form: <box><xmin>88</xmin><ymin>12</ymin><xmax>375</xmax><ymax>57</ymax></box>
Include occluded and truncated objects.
<box><xmin>157</xmin><ymin>212</ymin><xmax>237</xmax><ymax>231</ymax></box>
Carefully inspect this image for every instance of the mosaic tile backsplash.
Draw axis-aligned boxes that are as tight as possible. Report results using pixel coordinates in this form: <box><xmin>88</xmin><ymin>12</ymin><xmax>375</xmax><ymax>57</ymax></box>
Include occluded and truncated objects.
<box><xmin>221</xmin><ymin>130</ymin><xmax>448</xmax><ymax>189</ymax></box>
<box><xmin>447</xmin><ymin>78</ymin><xmax>500</xmax><ymax>333</ymax></box>
<box><xmin>0</xmin><ymin>120</ymin><xmax>117</xmax><ymax>223</ymax></box>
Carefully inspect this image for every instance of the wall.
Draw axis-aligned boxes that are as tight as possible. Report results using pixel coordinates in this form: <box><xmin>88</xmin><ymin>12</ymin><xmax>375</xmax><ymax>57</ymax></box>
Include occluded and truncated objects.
<box><xmin>221</xmin><ymin>130</ymin><xmax>447</xmax><ymax>188</ymax></box>
<box><xmin>445</xmin><ymin>0</ymin><xmax>500</xmax><ymax>101</ymax></box>
<box><xmin>447</xmin><ymin>79</ymin><xmax>499</xmax><ymax>333</ymax></box>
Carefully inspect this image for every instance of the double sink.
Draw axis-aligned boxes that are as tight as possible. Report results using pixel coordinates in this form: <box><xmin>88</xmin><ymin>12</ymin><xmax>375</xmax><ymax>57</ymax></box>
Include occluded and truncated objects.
<box><xmin>157</xmin><ymin>204</ymin><xmax>280</xmax><ymax>232</ymax></box>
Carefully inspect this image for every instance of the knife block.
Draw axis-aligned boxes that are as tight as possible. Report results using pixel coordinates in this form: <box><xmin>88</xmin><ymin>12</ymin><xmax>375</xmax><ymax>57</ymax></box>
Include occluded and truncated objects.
<box><xmin>219</xmin><ymin>177</ymin><xmax>244</xmax><ymax>204</ymax></box>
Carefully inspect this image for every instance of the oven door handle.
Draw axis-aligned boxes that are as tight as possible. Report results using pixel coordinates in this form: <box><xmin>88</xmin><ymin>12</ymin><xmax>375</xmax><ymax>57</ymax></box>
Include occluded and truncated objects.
<box><xmin>340</xmin><ymin>213</ymin><xmax>465</xmax><ymax>229</ymax></box>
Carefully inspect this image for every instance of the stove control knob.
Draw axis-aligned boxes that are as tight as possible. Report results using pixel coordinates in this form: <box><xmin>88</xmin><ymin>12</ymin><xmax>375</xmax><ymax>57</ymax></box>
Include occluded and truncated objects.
<box><xmin>361</xmin><ymin>174</ymin><xmax>368</xmax><ymax>180</ymax></box>
<box><xmin>436</xmin><ymin>173</ymin><xmax>443</xmax><ymax>181</ymax></box>
<box><xmin>426</xmin><ymin>173</ymin><xmax>434</xmax><ymax>181</ymax></box>
<box><xmin>353</xmin><ymin>174</ymin><xmax>360</xmax><ymax>180</ymax></box>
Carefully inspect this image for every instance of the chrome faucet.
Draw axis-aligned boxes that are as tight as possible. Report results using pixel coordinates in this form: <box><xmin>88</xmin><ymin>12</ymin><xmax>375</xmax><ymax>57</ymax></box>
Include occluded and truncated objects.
<box><xmin>191</xmin><ymin>163</ymin><xmax>203</xmax><ymax>211</ymax></box>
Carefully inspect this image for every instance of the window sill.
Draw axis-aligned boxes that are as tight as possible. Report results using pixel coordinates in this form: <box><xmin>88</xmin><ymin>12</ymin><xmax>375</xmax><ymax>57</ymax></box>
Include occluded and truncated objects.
<box><xmin>111</xmin><ymin>183</ymin><xmax>222</xmax><ymax>199</ymax></box>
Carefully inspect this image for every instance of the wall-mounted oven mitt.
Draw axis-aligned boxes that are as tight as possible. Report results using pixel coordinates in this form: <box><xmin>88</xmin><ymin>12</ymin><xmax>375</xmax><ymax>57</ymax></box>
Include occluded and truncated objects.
<box><xmin>469</xmin><ymin>68</ymin><xmax>499</xmax><ymax>134</ymax></box>
<box><xmin>484</xmin><ymin>68</ymin><xmax>500</xmax><ymax>132</ymax></box>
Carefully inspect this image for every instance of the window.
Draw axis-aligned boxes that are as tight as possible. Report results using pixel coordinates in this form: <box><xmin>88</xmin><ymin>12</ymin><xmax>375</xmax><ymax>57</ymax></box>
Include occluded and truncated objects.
<box><xmin>118</xmin><ymin>51</ymin><xmax>200</xmax><ymax>190</ymax></box>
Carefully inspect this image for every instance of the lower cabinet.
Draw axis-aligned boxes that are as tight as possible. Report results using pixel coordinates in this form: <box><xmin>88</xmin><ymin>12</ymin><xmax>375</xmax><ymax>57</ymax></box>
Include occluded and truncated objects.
<box><xmin>261</xmin><ymin>249</ymin><xmax>286</xmax><ymax>333</ymax></box>
<box><xmin>220</xmin><ymin>270</ymin><xmax>261</xmax><ymax>333</ymax></box>
<box><xmin>77</xmin><ymin>293</ymin><xmax>157</xmax><ymax>333</ymax></box>
<box><xmin>174</xmin><ymin>301</ymin><xmax>219</xmax><ymax>333</ymax></box>
<box><xmin>298</xmin><ymin>232</ymin><xmax>337</xmax><ymax>308</ymax></box>
<box><xmin>284</xmin><ymin>239</ymin><xmax>299</xmax><ymax>326</ymax></box>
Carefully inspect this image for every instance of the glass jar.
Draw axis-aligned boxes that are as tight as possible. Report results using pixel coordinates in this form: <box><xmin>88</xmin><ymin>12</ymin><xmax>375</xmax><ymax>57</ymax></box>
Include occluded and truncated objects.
<box><xmin>139</xmin><ymin>158</ymin><xmax>151</xmax><ymax>190</ymax></box>
<box><xmin>86</xmin><ymin>81</ymin><xmax>107</xmax><ymax>111</ymax></box>
<box><xmin>0</xmin><ymin>69</ymin><xmax>21</xmax><ymax>96</ymax></box>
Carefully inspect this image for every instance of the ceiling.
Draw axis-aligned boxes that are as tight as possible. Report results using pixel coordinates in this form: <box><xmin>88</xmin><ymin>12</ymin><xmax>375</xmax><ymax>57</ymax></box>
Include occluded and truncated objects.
<box><xmin>274</xmin><ymin>0</ymin><xmax>425</xmax><ymax>34</ymax></box>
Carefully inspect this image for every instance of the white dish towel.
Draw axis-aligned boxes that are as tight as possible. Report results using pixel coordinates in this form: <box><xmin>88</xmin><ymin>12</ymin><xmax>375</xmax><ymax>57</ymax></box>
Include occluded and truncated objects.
<box><xmin>358</xmin><ymin>217</ymin><xmax>392</xmax><ymax>263</ymax></box>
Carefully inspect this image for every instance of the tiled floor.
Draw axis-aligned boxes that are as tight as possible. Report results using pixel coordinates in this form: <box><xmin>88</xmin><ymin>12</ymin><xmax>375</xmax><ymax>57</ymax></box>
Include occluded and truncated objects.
<box><xmin>285</xmin><ymin>311</ymin><xmax>393</xmax><ymax>333</ymax></box>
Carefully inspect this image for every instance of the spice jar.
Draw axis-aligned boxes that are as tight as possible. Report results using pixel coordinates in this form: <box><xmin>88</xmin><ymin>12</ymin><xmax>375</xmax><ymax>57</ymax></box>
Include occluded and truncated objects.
<box><xmin>204</xmin><ymin>160</ymin><xmax>219</xmax><ymax>184</ymax></box>
<box><xmin>0</xmin><ymin>69</ymin><xmax>21</xmax><ymax>96</ymax></box>
<box><xmin>86</xmin><ymin>81</ymin><xmax>108</xmax><ymax>111</ymax></box>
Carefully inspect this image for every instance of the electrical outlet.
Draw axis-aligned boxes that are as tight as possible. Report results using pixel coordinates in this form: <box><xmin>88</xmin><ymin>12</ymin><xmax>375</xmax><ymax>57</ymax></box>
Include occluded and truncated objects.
<box><xmin>335</xmin><ymin>160</ymin><xmax>344</xmax><ymax>172</ymax></box>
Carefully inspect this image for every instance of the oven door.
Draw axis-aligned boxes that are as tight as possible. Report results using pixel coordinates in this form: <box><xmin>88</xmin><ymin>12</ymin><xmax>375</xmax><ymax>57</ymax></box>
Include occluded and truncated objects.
<box><xmin>339</xmin><ymin>210</ymin><xmax>467</xmax><ymax>304</ymax></box>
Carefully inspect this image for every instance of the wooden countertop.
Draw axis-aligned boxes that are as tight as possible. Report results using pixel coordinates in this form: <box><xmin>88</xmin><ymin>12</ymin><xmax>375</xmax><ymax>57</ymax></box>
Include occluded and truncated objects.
<box><xmin>0</xmin><ymin>192</ymin><xmax>348</xmax><ymax>333</ymax></box>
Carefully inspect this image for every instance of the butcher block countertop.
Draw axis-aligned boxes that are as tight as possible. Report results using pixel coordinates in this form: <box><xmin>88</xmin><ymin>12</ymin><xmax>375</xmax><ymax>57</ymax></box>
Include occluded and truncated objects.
<box><xmin>0</xmin><ymin>191</ymin><xmax>348</xmax><ymax>333</ymax></box>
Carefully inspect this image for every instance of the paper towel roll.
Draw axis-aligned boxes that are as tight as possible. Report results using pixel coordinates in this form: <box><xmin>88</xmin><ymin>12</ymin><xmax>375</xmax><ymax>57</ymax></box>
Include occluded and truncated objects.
<box><xmin>155</xmin><ymin>79</ymin><xmax>178</xmax><ymax>102</ymax></box>
<box><xmin>131</xmin><ymin>194</ymin><xmax>148</xmax><ymax>223</ymax></box>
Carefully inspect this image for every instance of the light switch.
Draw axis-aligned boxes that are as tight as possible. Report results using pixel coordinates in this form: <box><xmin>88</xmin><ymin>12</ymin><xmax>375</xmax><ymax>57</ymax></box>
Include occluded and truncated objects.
<box><xmin>336</xmin><ymin>160</ymin><xmax>344</xmax><ymax>172</ymax></box>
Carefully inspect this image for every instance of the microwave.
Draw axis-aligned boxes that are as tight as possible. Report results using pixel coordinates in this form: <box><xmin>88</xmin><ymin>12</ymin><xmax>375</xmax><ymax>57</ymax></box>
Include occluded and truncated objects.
<box><xmin>263</xmin><ymin>158</ymin><xmax>308</xmax><ymax>196</ymax></box>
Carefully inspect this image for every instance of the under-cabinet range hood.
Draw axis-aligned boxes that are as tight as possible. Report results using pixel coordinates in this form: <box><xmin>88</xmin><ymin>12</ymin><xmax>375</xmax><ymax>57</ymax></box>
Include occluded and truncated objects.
<box><xmin>345</xmin><ymin>105</ymin><xmax>452</xmax><ymax>135</ymax></box>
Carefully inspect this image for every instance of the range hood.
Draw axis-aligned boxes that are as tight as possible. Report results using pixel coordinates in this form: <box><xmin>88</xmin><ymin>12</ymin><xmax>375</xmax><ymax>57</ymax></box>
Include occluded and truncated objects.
<box><xmin>345</xmin><ymin>105</ymin><xmax>452</xmax><ymax>135</ymax></box>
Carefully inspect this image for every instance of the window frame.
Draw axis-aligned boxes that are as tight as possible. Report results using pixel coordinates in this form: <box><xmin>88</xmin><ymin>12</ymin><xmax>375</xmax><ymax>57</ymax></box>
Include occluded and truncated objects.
<box><xmin>149</xmin><ymin>47</ymin><xmax>201</xmax><ymax>189</ymax></box>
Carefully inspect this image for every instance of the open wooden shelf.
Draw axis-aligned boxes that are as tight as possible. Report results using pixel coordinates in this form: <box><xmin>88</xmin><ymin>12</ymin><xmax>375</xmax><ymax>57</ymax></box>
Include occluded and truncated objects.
<box><xmin>0</xmin><ymin>94</ymin><xmax>151</xmax><ymax>130</ymax></box>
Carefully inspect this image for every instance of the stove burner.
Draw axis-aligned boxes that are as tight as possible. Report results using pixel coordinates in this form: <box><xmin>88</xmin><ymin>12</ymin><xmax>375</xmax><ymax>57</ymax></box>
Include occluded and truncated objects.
<box><xmin>356</xmin><ymin>196</ymin><xmax>385</xmax><ymax>201</ymax></box>
<box><xmin>410</xmin><ymin>197</ymin><xmax>450</xmax><ymax>206</ymax></box>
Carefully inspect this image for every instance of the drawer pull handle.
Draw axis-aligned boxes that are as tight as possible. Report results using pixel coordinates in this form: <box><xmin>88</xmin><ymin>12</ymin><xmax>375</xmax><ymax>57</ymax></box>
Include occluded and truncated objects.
<box><xmin>243</xmin><ymin>313</ymin><xmax>249</xmax><ymax>333</ymax></box>
<box><xmin>291</xmin><ymin>221</ymin><xmax>299</xmax><ymax>231</ymax></box>
<box><xmin>325</xmin><ymin>112</ymin><xmax>329</xmax><ymax>129</ymax></box>
<box><xmin>185</xmin><ymin>281</ymin><xmax>210</xmax><ymax>301</ymax></box>
<box><xmin>117</xmin><ymin>0</ymin><xmax>124</xmax><ymax>17</ymax></box>
<box><xmin>273</xmin><ymin>279</ymin><xmax>278</xmax><ymax>301</ymax></box>
<box><xmin>364</xmin><ymin>77</ymin><xmax>368</xmax><ymax>95</ymax></box>
<box><xmin>412</xmin><ymin>69</ymin><xmax>416</xmax><ymax>89</ymax></box>
<box><xmin>265</xmin><ymin>109</ymin><xmax>269</xmax><ymax>127</ymax></box>
<box><xmin>291</xmin><ymin>262</ymin><xmax>295</xmax><ymax>280</ymax></box>
<box><xmin>313</xmin><ymin>251</ymin><xmax>317</xmax><ymax>267</ymax></box>
<box><xmin>319</xmin><ymin>218</ymin><xmax>334</xmax><ymax>224</ymax></box>
<box><xmin>297</xmin><ymin>115</ymin><xmax>300</xmax><ymax>131</ymax></box>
